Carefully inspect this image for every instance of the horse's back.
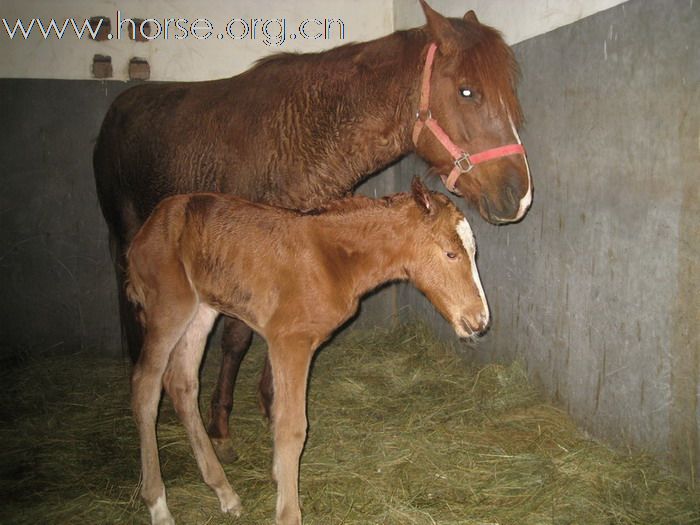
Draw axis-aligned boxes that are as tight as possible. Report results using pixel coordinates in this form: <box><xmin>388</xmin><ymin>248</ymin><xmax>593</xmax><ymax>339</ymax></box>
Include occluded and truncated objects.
<box><xmin>93</xmin><ymin>79</ymin><xmax>241</xmax><ymax>239</ymax></box>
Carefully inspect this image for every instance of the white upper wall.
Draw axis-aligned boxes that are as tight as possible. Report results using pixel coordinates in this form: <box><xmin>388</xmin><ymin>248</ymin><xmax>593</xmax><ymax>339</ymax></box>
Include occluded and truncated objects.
<box><xmin>0</xmin><ymin>0</ymin><xmax>393</xmax><ymax>81</ymax></box>
<box><xmin>394</xmin><ymin>0</ymin><xmax>629</xmax><ymax>44</ymax></box>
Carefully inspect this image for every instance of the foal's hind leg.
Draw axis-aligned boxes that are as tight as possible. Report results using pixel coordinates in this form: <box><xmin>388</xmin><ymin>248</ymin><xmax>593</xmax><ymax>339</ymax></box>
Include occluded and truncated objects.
<box><xmin>164</xmin><ymin>305</ymin><xmax>242</xmax><ymax>517</ymax></box>
<box><xmin>206</xmin><ymin>317</ymin><xmax>253</xmax><ymax>462</ymax></box>
<box><xmin>132</xmin><ymin>298</ymin><xmax>197</xmax><ymax>525</ymax></box>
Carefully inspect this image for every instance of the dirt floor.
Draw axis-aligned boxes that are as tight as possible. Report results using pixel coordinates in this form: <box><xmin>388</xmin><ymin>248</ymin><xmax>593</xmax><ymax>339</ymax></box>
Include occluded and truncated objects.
<box><xmin>1</xmin><ymin>323</ymin><xmax>698</xmax><ymax>524</ymax></box>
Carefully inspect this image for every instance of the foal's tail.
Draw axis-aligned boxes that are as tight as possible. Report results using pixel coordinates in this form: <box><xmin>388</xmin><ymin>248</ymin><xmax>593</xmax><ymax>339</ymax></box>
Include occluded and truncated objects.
<box><xmin>124</xmin><ymin>247</ymin><xmax>147</xmax><ymax>329</ymax></box>
<box><xmin>123</xmin><ymin>196</ymin><xmax>190</xmax><ymax>336</ymax></box>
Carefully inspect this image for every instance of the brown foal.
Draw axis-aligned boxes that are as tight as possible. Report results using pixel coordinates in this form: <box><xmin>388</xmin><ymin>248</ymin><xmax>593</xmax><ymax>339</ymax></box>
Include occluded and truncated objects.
<box><xmin>126</xmin><ymin>178</ymin><xmax>489</xmax><ymax>525</ymax></box>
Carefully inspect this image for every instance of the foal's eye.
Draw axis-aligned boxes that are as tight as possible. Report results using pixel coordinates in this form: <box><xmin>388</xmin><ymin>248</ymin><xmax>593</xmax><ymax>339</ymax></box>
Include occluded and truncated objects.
<box><xmin>459</xmin><ymin>87</ymin><xmax>474</xmax><ymax>98</ymax></box>
<box><xmin>446</xmin><ymin>251</ymin><xmax>458</xmax><ymax>260</ymax></box>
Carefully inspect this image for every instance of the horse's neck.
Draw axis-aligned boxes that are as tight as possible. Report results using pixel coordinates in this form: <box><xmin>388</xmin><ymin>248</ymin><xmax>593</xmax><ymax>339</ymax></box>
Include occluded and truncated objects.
<box><xmin>262</xmin><ymin>30</ymin><xmax>428</xmax><ymax>206</ymax></box>
<box><xmin>316</xmin><ymin>204</ymin><xmax>414</xmax><ymax>296</ymax></box>
<box><xmin>332</xmin><ymin>31</ymin><xmax>427</xmax><ymax>179</ymax></box>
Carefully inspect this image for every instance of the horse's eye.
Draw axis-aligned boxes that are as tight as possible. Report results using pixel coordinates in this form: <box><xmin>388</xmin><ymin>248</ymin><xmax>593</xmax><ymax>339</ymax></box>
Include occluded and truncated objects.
<box><xmin>446</xmin><ymin>251</ymin><xmax>458</xmax><ymax>260</ymax></box>
<box><xmin>459</xmin><ymin>87</ymin><xmax>473</xmax><ymax>98</ymax></box>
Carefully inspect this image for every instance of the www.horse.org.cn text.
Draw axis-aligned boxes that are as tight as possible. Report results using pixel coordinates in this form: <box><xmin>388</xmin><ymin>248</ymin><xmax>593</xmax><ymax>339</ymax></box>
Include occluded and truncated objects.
<box><xmin>1</xmin><ymin>13</ymin><xmax>347</xmax><ymax>46</ymax></box>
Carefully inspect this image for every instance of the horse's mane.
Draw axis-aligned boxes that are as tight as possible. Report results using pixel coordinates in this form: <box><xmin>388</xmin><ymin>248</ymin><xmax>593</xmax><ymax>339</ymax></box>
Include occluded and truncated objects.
<box><xmin>252</xmin><ymin>41</ymin><xmax>362</xmax><ymax>69</ymax></box>
<box><xmin>250</xmin><ymin>28</ymin><xmax>416</xmax><ymax>76</ymax></box>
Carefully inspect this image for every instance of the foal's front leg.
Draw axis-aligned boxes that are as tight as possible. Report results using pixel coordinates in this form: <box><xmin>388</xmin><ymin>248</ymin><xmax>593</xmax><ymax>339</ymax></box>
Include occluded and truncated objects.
<box><xmin>268</xmin><ymin>339</ymin><xmax>314</xmax><ymax>525</ymax></box>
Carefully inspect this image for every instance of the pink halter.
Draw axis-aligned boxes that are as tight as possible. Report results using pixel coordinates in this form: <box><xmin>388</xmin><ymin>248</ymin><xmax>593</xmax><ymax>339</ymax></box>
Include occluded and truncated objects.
<box><xmin>412</xmin><ymin>43</ymin><xmax>526</xmax><ymax>193</ymax></box>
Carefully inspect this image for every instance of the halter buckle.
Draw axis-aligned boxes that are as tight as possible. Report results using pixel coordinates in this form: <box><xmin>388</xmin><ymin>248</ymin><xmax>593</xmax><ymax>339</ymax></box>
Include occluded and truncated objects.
<box><xmin>415</xmin><ymin>109</ymin><xmax>432</xmax><ymax>122</ymax></box>
<box><xmin>454</xmin><ymin>153</ymin><xmax>473</xmax><ymax>173</ymax></box>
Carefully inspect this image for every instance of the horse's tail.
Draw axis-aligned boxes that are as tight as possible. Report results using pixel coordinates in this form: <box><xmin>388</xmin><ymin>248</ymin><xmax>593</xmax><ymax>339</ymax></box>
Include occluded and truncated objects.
<box><xmin>95</xmin><ymin>104</ymin><xmax>146</xmax><ymax>363</ymax></box>
<box><xmin>102</xmin><ymin>229</ymin><xmax>145</xmax><ymax>363</ymax></box>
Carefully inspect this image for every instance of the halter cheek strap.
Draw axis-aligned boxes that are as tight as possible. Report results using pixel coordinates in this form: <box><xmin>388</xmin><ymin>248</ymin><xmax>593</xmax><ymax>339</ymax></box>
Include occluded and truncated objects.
<box><xmin>412</xmin><ymin>42</ymin><xmax>526</xmax><ymax>193</ymax></box>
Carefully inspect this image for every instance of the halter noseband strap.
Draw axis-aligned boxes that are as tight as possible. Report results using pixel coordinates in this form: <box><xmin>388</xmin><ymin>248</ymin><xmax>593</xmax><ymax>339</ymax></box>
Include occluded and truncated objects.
<box><xmin>412</xmin><ymin>42</ymin><xmax>526</xmax><ymax>193</ymax></box>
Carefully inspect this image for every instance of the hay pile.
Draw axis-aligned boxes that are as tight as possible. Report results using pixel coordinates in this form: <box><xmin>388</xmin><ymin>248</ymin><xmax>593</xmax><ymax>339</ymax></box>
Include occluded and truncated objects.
<box><xmin>1</xmin><ymin>323</ymin><xmax>698</xmax><ymax>524</ymax></box>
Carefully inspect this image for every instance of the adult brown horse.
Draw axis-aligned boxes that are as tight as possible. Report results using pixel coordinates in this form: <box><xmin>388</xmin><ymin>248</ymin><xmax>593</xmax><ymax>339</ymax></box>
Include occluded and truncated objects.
<box><xmin>94</xmin><ymin>1</ymin><xmax>531</xmax><ymax>461</ymax></box>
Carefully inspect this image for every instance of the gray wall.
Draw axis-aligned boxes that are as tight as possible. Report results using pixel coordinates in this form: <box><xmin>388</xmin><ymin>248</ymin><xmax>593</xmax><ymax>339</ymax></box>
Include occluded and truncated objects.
<box><xmin>0</xmin><ymin>80</ymin><xmax>131</xmax><ymax>357</ymax></box>
<box><xmin>396</xmin><ymin>0</ymin><xmax>699</xmax><ymax>481</ymax></box>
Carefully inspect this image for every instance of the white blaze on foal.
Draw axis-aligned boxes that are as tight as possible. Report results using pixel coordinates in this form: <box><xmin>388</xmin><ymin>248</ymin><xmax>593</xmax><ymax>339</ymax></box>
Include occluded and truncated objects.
<box><xmin>456</xmin><ymin>218</ymin><xmax>490</xmax><ymax>326</ymax></box>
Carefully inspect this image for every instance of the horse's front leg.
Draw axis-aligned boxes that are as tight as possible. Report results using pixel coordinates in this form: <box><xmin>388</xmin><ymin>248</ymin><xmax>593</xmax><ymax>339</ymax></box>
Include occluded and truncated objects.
<box><xmin>268</xmin><ymin>338</ymin><xmax>314</xmax><ymax>525</ymax></box>
<box><xmin>206</xmin><ymin>316</ymin><xmax>253</xmax><ymax>462</ymax></box>
<box><xmin>258</xmin><ymin>356</ymin><xmax>274</xmax><ymax>420</ymax></box>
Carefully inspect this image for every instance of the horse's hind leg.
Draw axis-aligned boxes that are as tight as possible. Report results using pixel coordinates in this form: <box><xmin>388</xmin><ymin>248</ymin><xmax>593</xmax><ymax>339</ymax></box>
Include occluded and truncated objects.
<box><xmin>206</xmin><ymin>316</ymin><xmax>253</xmax><ymax>462</ymax></box>
<box><xmin>258</xmin><ymin>356</ymin><xmax>274</xmax><ymax>420</ymax></box>
<box><xmin>164</xmin><ymin>305</ymin><xmax>243</xmax><ymax>517</ymax></box>
<box><xmin>132</xmin><ymin>296</ymin><xmax>197</xmax><ymax>525</ymax></box>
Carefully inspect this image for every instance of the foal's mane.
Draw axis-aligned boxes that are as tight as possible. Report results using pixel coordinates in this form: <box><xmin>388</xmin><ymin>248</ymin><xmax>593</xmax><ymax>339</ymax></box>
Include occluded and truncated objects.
<box><xmin>301</xmin><ymin>189</ymin><xmax>454</xmax><ymax>218</ymax></box>
<box><xmin>302</xmin><ymin>192</ymin><xmax>412</xmax><ymax>217</ymax></box>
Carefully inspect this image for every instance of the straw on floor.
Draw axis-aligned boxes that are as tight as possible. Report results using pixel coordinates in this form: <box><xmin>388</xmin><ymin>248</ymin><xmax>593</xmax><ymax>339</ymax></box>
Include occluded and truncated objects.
<box><xmin>1</xmin><ymin>323</ymin><xmax>698</xmax><ymax>524</ymax></box>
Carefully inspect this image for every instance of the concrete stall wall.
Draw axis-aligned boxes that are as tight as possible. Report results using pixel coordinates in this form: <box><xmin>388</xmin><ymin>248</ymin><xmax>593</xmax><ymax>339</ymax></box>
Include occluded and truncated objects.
<box><xmin>393</xmin><ymin>0</ymin><xmax>699</xmax><ymax>481</ymax></box>
<box><xmin>0</xmin><ymin>80</ymin><xmax>130</xmax><ymax>355</ymax></box>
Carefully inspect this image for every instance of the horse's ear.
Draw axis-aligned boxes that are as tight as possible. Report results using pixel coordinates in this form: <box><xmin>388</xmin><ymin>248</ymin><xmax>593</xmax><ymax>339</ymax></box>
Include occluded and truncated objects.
<box><xmin>463</xmin><ymin>10</ymin><xmax>479</xmax><ymax>24</ymax></box>
<box><xmin>420</xmin><ymin>0</ymin><xmax>459</xmax><ymax>54</ymax></box>
<box><xmin>411</xmin><ymin>176</ymin><xmax>434</xmax><ymax>215</ymax></box>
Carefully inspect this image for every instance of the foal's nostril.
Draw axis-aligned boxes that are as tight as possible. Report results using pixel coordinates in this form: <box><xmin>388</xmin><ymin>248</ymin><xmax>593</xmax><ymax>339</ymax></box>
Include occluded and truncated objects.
<box><xmin>459</xmin><ymin>317</ymin><xmax>474</xmax><ymax>336</ymax></box>
<box><xmin>476</xmin><ymin>312</ymin><xmax>490</xmax><ymax>333</ymax></box>
<box><xmin>460</xmin><ymin>313</ymin><xmax>489</xmax><ymax>337</ymax></box>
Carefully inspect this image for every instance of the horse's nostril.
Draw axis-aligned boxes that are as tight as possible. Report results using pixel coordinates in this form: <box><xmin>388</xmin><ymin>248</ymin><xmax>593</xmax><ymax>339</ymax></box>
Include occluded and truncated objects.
<box><xmin>480</xmin><ymin>195</ymin><xmax>491</xmax><ymax>218</ymax></box>
<box><xmin>506</xmin><ymin>186</ymin><xmax>517</xmax><ymax>208</ymax></box>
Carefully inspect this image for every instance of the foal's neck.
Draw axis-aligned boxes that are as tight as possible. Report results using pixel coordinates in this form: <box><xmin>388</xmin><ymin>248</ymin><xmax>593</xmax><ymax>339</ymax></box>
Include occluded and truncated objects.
<box><xmin>314</xmin><ymin>201</ymin><xmax>416</xmax><ymax>297</ymax></box>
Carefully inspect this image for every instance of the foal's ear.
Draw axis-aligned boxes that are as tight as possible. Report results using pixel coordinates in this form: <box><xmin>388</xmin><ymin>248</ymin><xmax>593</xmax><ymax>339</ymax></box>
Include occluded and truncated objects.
<box><xmin>420</xmin><ymin>0</ymin><xmax>459</xmax><ymax>54</ymax></box>
<box><xmin>411</xmin><ymin>176</ymin><xmax>435</xmax><ymax>215</ymax></box>
<box><xmin>463</xmin><ymin>10</ymin><xmax>479</xmax><ymax>24</ymax></box>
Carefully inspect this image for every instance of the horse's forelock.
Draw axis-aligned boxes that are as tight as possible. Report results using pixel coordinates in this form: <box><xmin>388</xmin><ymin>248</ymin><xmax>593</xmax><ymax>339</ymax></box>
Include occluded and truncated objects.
<box><xmin>455</xmin><ymin>22</ymin><xmax>523</xmax><ymax>127</ymax></box>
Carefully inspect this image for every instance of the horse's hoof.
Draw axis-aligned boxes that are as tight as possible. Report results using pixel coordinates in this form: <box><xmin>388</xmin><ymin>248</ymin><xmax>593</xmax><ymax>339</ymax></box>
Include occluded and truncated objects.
<box><xmin>211</xmin><ymin>437</ymin><xmax>239</xmax><ymax>463</ymax></box>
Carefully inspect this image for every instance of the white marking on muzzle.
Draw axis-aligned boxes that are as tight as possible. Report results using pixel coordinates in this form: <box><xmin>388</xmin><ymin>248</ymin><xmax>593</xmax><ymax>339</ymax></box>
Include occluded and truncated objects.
<box><xmin>509</xmin><ymin>114</ymin><xmax>532</xmax><ymax>220</ymax></box>
<box><xmin>456</xmin><ymin>218</ymin><xmax>489</xmax><ymax>324</ymax></box>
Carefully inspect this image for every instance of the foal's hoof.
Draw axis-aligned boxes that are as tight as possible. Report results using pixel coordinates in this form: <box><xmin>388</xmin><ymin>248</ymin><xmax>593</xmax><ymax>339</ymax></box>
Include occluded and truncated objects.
<box><xmin>221</xmin><ymin>492</ymin><xmax>243</xmax><ymax>517</ymax></box>
<box><xmin>211</xmin><ymin>437</ymin><xmax>239</xmax><ymax>463</ymax></box>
